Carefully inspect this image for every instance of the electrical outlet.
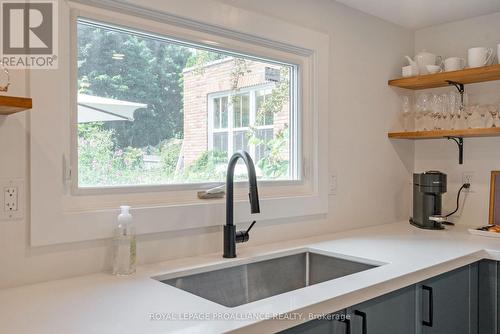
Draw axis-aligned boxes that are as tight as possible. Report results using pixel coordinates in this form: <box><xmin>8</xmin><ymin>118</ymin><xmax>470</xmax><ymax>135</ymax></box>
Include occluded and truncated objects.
<box><xmin>462</xmin><ymin>172</ymin><xmax>474</xmax><ymax>191</ymax></box>
<box><xmin>4</xmin><ymin>187</ymin><xmax>18</xmax><ymax>212</ymax></box>
<box><xmin>0</xmin><ymin>179</ymin><xmax>24</xmax><ymax>221</ymax></box>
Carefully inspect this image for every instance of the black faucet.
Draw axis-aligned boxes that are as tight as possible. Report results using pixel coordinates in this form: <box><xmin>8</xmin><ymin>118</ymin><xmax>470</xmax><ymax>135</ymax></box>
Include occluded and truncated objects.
<box><xmin>223</xmin><ymin>150</ymin><xmax>260</xmax><ymax>258</ymax></box>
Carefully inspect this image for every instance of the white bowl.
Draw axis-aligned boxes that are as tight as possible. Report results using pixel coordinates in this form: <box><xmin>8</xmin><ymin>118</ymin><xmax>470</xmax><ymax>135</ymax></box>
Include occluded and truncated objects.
<box><xmin>402</xmin><ymin>65</ymin><xmax>414</xmax><ymax>77</ymax></box>
<box><xmin>426</xmin><ymin>65</ymin><xmax>442</xmax><ymax>74</ymax></box>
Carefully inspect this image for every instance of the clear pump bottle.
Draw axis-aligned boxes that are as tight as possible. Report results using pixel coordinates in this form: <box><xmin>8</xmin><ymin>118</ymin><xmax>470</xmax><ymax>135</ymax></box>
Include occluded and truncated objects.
<box><xmin>112</xmin><ymin>206</ymin><xmax>136</xmax><ymax>275</ymax></box>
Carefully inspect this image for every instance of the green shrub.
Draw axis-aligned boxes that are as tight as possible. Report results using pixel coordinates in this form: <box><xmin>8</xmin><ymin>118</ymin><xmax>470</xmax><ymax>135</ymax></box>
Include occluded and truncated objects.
<box><xmin>160</xmin><ymin>139</ymin><xmax>182</xmax><ymax>176</ymax></box>
<box><xmin>184</xmin><ymin>150</ymin><xmax>227</xmax><ymax>182</ymax></box>
<box><xmin>78</xmin><ymin>123</ymin><xmax>116</xmax><ymax>186</ymax></box>
<box><xmin>257</xmin><ymin>128</ymin><xmax>289</xmax><ymax>179</ymax></box>
<box><xmin>78</xmin><ymin>123</ymin><xmax>289</xmax><ymax>186</ymax></box>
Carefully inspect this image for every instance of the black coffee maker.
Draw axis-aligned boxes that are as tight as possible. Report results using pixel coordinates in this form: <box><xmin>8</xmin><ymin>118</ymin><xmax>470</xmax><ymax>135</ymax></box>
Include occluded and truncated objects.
<box><xmin>410</xmin><ymin>171</ymin><xmax>447</xmax><ymax>230</ymax></box>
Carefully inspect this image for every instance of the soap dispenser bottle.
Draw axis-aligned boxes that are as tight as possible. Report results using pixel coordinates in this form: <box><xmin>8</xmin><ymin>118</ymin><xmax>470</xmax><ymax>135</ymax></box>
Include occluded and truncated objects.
<box><xmin>112</xmin><ymin>206</ymin><xmax>136</xmax><ymax>275</ymax></box>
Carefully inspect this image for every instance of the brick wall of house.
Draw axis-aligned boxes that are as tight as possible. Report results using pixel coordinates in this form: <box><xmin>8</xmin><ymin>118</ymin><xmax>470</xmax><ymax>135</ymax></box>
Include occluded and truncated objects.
<box><xmin>182</xmin><ymin>58</ymin><xmax>289</xmax><ymax>166</ymax></box>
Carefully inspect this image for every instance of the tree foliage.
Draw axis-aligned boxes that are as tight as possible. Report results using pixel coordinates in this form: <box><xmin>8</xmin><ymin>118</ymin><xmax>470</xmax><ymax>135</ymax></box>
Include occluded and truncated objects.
<box><xmin>78</xmin><ymin>24</ymin><xmax>191</xmax><ymax>148</ymax></box>
<box><xmin>185</xmin><ymin>50</ymin><xmax>227</xmax><ymax>75</ymax></box>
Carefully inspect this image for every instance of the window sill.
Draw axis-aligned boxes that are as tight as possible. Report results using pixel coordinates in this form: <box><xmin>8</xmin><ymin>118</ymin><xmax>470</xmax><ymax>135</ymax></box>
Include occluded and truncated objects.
<box><xmin>71</xmin><ymin>179</ymin><xmax>301</xmax><ymax>196</ymax></box>
<box><xmin>31</xmin><ymin>192</ymin><xmax>327</xmax><ymax>246</ymax></box>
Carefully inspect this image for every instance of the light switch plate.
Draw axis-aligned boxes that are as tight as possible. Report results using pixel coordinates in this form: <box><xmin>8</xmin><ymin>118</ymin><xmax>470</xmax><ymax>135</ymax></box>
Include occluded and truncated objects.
<box><xmin>329</xmin><ymin>174</ymin><xmax>337</xmax><ymax>195</ymax></box>
<box><xmin>0</xmin><ymin>179</ymin><xmax>24</xmax><ymax>221</ymax></box>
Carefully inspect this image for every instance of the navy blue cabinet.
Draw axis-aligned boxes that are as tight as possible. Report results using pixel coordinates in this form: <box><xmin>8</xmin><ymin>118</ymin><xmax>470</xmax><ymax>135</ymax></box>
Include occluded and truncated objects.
<box><xmin>348</xmin><ymin>286</ymin><xmax>416</xmax><ymax>334</ymax></box>
<box><xmin>282</xmin><ymin>262</ymin><xmax>488</xmax><ymax>334</ymax></box>
<box><xmin>478</xmin><ymin>260</ymin><xmax>499</xmax><ymax>334</ymax></box>
<box><xmin>418</xmin><ymin>263</ymin><xmax>478</xmax><ymax>334</ymax></box>
<box><xmin>280</xmin><ymin>318</ymin><xmax>333</xmax><ymax>334</ymax></box>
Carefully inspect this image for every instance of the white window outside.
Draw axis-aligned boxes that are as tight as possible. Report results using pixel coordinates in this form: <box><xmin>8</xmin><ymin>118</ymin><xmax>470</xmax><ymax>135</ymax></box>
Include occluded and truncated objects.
<box><xmin>208</xmin><ymin>86</ymin><xmax>282</xmax><ymax>178</ymax></box>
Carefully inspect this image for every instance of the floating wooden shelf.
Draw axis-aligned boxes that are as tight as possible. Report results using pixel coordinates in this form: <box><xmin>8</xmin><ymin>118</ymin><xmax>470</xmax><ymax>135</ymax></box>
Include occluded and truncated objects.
<box><xmin>388</xmin><ymin>64</ymin><xmax>500</xmax><ymax>164</ymax></box>
<box><xmin>0</xmin><ymin>95</ymin><xmax>32</xmax><ymax>115</ymax></box>
<box><xmin>388</xmin><ymin>64</ymin><xmax>500</xmax><ymax>90</ymax></box>
<box><xmin>388</xmin><ymin>128</ymin><xmax>500</xmax><ymax>139</ymax></box>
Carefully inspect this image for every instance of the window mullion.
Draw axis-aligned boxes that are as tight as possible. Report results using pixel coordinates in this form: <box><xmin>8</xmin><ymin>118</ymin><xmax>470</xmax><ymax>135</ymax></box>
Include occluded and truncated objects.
<box><xmin>219</xmin><ymin>99</ymin><xmax>223</xmax><ymax>129</ymax></box>
<box><xmin>249</xmin><ymin>90</ymin><xmax>256</xmax><ymax>159</ymax></box>
<box><xmin>228</xmin><ymin>95</ymin><xmax>234</xmax><ymax>158</ymax></box>
<box><xmin>208</xmin><ymin>97</ymin><xmax>214</xmax><ymax>150</ymax></box>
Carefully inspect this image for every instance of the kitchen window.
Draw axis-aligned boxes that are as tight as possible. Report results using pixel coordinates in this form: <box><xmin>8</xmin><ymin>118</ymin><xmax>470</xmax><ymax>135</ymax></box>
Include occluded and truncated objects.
<box><xmin>30</xmin><ymin>2</ymin><xmax>327</xmax><ymax>246</ymax></box>
<box><xmin>76</xmin><ymin>19</ymin><xmax>298</xmax><ymax>188</ymax></box>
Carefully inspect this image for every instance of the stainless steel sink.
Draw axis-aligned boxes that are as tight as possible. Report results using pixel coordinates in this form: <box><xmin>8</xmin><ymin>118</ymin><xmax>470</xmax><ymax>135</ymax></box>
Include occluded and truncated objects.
<box><xmin>155</xmin><ymin>251</ymin><xmax>378</xmax><ymax>307</ymax></box>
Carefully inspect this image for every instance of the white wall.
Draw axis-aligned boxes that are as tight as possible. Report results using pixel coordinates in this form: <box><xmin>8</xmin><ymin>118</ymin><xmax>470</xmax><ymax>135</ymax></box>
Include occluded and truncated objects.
<box><xmin>0</xmin><ymin>0</ymin><xmax>413</xmax><ymax>288</ymax></box>
<box><xmin>226</xmin><ymin>0</ymin><xmax>414</xmax><ymax>229</ymax></box>
<box><xmin>414</xmin><ymin>11</ymin><xmax>500</xmax><ymax>226</ymax></box>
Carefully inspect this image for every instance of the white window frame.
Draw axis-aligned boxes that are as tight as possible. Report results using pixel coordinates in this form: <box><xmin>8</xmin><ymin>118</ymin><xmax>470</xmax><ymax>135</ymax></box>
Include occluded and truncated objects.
<box><xmin>29</xmin><ymin>0</ymin><xmax>329</xmax><ymax>246</ymax></box>
<box><xmin>72</xmin><ymin>19</ymin><xmax>299</xmax><ymax>193</ymax></box>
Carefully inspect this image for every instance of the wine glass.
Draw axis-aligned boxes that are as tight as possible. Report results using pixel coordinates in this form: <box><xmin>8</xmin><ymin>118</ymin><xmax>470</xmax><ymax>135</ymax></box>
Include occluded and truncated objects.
<box><xmin>447</xmin><ymin>91</ymin><xmax>458</xmax><ymax>130</ymax></box>
<box><xmin>464</xmin><ymin>104</ymin><xmax>477</xmax><ymax>129</ymax></box>
<box><xmin>414</xmin><ymin>107</ymin><xmax>424</xmax><ymax>131</ymax></box>
<box><xmin>416</xmin><ymin>93</ymin><xmax>431</xmax><ymax>131</ymax></box>
<box><xmin>497</xmin><ymin>104</ymin><xmax>500</xmax><ymax>127</ymax></box>
<box><xmin>430</xmin><ymin>94</ymin><xmax>442</xmax><ymax>130</ymax></box>
<box><xmin>440</xmin><ymin>94</ymin><xmax>449</xmax><ymax>129</ymax></box>
<box><xmin>454</xmin><ymin>91</ymin><xmax>466</xmax><ymax>129</ymax></box>
<box><xmin>477</xmin><ymin>105</ymin><xmax>488</xmax><ymax>128</ymax></box>
<box><xmin>485</xmin><ymin>104</ymin><xmax>498</xmax><ymax>128</ymax></box>
<box><xmin>401</xmin><ymin>95</ymin><xmax>412</xmax><ymax>131</ymax></box>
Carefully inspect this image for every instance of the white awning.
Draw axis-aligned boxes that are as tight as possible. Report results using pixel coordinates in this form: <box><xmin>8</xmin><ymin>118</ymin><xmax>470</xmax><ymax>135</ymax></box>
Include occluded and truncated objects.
<box><xmin>77</xmin><ymin>93</ymin><xmax>147</xmax><ymax>123</ymax></box>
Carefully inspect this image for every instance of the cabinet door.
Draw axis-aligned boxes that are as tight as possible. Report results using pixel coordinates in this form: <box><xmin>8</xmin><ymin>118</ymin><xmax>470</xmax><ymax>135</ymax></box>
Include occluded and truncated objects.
<box><xmin>279</xmin><ymin>319</ymin><xmax>332</xmax><ymax>334</ymax></box>
<box><xmin>478</xmin><ymin>260</ymin><xmax>498</xmax><ymax>334</ymax></box>
<box><xmin>419</xmin><ymin>263</ymin><xmax>478</xmax><ymax>334</ymax></box>
<box><xmin>331</xmin><ymin>318</ymin><xmax>350</xmax><ymax>334</ymax></box>
<box><xmin>348</xmin><ymin>286</ymin><xmax>416</xmax><ymax>334</ymax></box>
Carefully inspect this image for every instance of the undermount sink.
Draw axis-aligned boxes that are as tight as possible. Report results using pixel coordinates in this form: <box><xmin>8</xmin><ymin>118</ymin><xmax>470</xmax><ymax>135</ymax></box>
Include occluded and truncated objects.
<box><xmin>154</xmin><ymin>251</ymin><xmax>379</xmax><ymax>307</ymax></box>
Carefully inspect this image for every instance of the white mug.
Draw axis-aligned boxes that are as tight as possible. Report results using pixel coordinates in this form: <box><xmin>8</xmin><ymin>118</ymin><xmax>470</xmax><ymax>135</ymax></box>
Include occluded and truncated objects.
<box><xmin>444</xmin><ymin>57</ymin><xmax>465</xmax><ymax>71</ymax></box>
<box><xmin>468</xmin><ymin>47</ymin><xmax>493</xmax><ymax>68</ymax></box>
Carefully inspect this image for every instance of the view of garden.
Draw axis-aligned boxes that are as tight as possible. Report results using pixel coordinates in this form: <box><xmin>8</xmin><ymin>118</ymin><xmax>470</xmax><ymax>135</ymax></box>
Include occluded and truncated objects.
<box><xmin>77</xmin><ymin>21</ymin><xmax>292</xmax><ymax>187</ymax></box>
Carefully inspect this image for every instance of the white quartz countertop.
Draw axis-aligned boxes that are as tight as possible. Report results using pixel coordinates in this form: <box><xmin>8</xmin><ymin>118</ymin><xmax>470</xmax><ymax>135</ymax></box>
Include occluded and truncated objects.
<box><xmin>1</xmin><ymin>222</ymin><xmax>500</xmax><ymax>334</ymax></box>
